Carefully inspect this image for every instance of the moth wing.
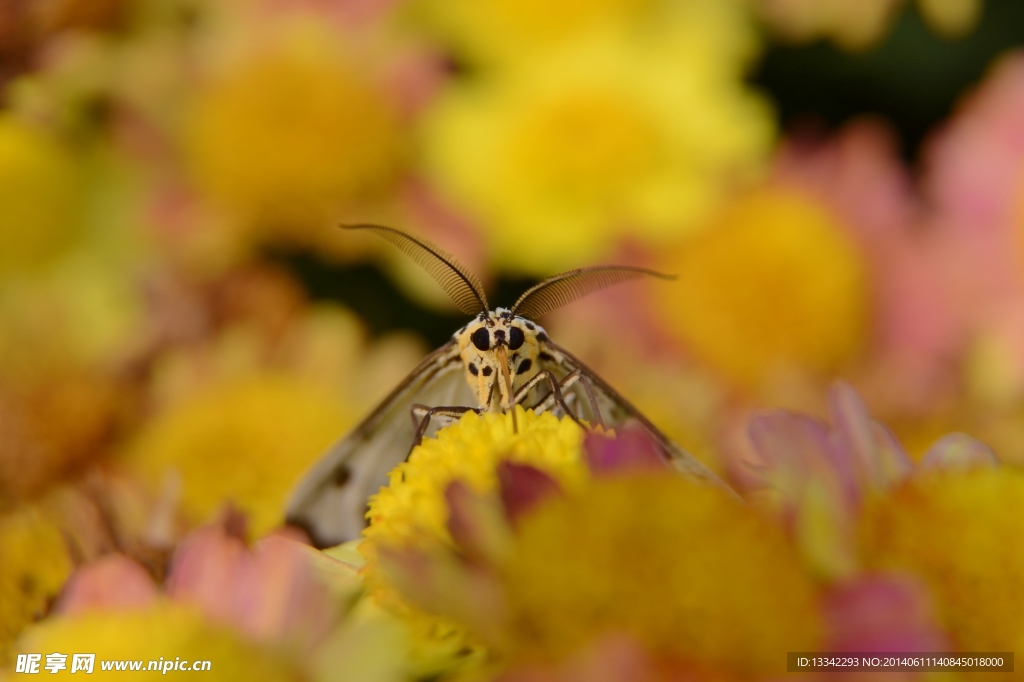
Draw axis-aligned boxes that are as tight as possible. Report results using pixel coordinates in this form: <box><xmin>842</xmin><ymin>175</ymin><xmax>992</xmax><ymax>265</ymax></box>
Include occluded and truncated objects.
<box><xmin>538</xmin><ymin>339</ymin><xmax>732</xmax><ymax>489</ymax></box>
<box><xmin>286</xmin><ymin>340</ymin><xmax>472</xmax><ymax>547</ymax></box>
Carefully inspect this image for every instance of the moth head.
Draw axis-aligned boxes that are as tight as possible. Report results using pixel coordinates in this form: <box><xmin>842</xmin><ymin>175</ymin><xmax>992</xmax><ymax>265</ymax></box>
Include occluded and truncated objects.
<box><xmin>458</xmin><ymin>310</ymin><xmax>543</xmax><ymax>408</ymax></box>
<box><xmin>464</xmin><ymin>309</ymin><xmax>530</xmax><ymax>351</ymax></box>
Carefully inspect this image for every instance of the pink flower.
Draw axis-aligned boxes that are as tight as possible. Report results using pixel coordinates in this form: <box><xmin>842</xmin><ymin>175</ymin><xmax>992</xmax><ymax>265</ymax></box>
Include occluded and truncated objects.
<box><xmin>55</xmin><ymin>515</ymin><xmax>348</xmax><ymax>652</ymax></box>
<box><xmin>744</xmin><ymin>382</ymin><xmax>996</xmax><ymax>577</ymax></box>
<box><xmin>920</xmin><ymin>52</ymin><xmax>1024</xmax><ymax>395</ymax></box>
<box><xmin>776</xmin><ymin>120</ymin><xmax>965</xmax><ymax>407</ymax></box>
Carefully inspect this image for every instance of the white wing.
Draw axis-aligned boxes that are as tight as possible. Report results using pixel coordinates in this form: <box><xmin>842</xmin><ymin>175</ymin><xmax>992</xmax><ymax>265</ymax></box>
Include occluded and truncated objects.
<box><xmin>286</xmin><ymin>340</ymin><xmax>473</xmax><ymax>546</ymax></box>
<box><xmin>538</xmin><ymin>339</ymin><xmax>733</xmax><ymax>490</ymax></box>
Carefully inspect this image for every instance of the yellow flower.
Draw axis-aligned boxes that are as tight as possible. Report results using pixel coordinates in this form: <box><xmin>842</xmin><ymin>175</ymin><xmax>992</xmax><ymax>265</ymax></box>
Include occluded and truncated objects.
<box><xmin>859</xmin><ymin>467</ymin><xmax>1024</xmax><ymax>661</ymax></box>
<box><xmin>364</xmin><ymin>409</ymin><xmax>586</xmax><ymax>554</ymax></box>
<box><xmin>422</xmin><ymin>17</ymin><xmax>772</xmax><ymax>274</ymax></box>
<box><xmin>499</xmin><ymin>475</ymin><xmax>820</xmax><ymax>675</ymax></box>
<box><xmin>0</xmin><ymin>115</ymin><xmax>83</xmax><ymax>276</ymax></box>
<box><xmin>656</xmin><ymin>187</ymin><xmax>870</xmax><ymax>391</ymax></box>
<box><xmin>185</xmin><ymin>22</ymin><xmax>405</xmax><ymax>245</ymax></box>
<box><xmin>0</xmin><ymin>260</ymin><xmax>143</xmax><ymax>382</ymax></box>
<box><xmin>123</xmin><ymin>374</ymin><xmax>351</xmax><ymax>536</ymax></box>
<box><xmin>411</xmin><ymin>0</ymin><xmax>656</xmax><ymax>64</ymax></box>
<box><xmin>16</xmin><ymin>602</ymin><xmax>301</xmax><ymax>680</ymax></box>
<box><xmin>366</xmin><ymin>411</ymin><xmax>818</xmax><ymax>678</ymax></box>
<box><xmin>0</xmin><ymin>507</ymin><xmax>72</xmax><ymax>664</ymax></box>
<box><xmin>360</xmin><ymin>409</ymin><xmax>586</xmax><ymax>673</ymax></box>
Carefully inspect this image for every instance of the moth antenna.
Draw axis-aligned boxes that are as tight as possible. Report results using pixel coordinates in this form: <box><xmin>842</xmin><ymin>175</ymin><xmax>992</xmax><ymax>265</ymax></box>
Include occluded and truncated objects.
<box><xmin>342</xmin><ymin>224</ymin><xmax>488</xmax><ymax>316</ymax></box>
<box><xmin>510</xmin><ymin>265</ymin><xmax>674</xmax><ymax>320</ymax></box>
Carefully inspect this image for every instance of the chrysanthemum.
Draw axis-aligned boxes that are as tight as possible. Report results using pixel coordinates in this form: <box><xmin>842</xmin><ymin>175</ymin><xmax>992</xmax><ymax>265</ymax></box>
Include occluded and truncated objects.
<box><xmin>185</xmin><ymin>22</ymin><xmax>405</xmax><ymax>244</ymax></box>
<box><xmin>360</xmin><ymin>408</ymin><xmax>586</xmax><ymax>671</ymax></box>
<box><xmin>123</xmin><ymin>374</ymin><xmax>351</xmax><ymax>536</ymax></box>
<box><xmin>362</xmin><ymin>411</ymin><xmax>585</xmax><ymax>614</ymax></box>
<box><xmin>363</xmin><ymin>409</ymin><xmax>586</xmax><ymax>555</ymax></box>
<box><xmin>859</xmin><ymin>467</ymin><xmax>1024</xmax><ymax>659</ymax></box>
<box><xmin>656</xmin><ymin>188</ymin><xmax>870</xmax><ymax>391</ymax></box>
<box><xmin>367</xmin><ymin>412</ymin><xmax>819</xmax><ymax>678</ymax></box>
<box><xmin>0</xmin><ymin>507</ymin><xmax>72</xmax><ymax>663</ymax></box>
<box><xmin>411</xmin><ymin>0</ymin><xmax>658</xmax><ymax>65</ymax></box>
<box><xmin>499</xmin><ymin>475</ymin><xmax>820</xmax><ymax>675</ymax></box>
<box><xmin>421</xmin><ymin>17</ymin><xmax>772</xmax><ymax>274</ymax></box>
<box><xmin>920</xmin><ymin>53</ymin><xmax>1024</xmax><ymax>417</ymax></box>
<box><xmin>746</xmin><ymin>383</ymin><xmax>995</xmax><ymax>578</ymax></box>
<box><xmin>0</xmin><ymin>115</ymin><xmax>82</xmax><ymax>276</ymax></box>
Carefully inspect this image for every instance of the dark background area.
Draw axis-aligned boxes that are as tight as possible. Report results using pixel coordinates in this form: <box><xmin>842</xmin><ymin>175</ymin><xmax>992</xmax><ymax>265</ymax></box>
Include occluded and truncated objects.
<box><xmin>753</xmin><ymin>0</ymin><xmax>1024</xmax><ymax>161</ymax></box>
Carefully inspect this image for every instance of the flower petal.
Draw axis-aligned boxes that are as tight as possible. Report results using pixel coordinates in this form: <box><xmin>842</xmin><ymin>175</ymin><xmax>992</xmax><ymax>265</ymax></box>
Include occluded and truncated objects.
<box><xmin>583</xmin><ymin>424</ymin><xmax>667</xmax><ymax>476</ymax></box>
<box><xmin>823</xmin><ymin>575</ymin><xmax>948</xmax><ymax>652</ymax></box>
<box><xmin>747</xmin><ymin>410</ymin><xmax>856</xmax><ymax>508</ymax></box>
<box><xmin>497</xmin><ymin>461</ymin><xmax>563</xmax><ymax>525</ymax></box>
<box><xmin>377</xmin><ymin>545</ymin><xmax>507</xmax><ymax>644</ymax></box>
<box><xmin>165</xmin><ymin>522</ymin><xmax>247</xmax><ymax>623</ymax></box>
<box><xmin>829</xmin><ymin>382</ymin><xmax>912</xmax><ymax>489</ymax></box>
<box><xmin>445</xmin><ymin>480</ymin><xmax>514</xmax><ymax>563</ymax></box>
<box><xmin>166</xmin><ymin>522</ymin><xmax>337</xmax><ymax>648</ymax></box>
<box><xmin>56</xmin><ymin>555</ymin><xmax>158</xmax><ymax>615</ymax></box>
<box><xmin>920</xmin><ymin>433</ymin><xmax>999</xmax><ymax>470</ymax></box>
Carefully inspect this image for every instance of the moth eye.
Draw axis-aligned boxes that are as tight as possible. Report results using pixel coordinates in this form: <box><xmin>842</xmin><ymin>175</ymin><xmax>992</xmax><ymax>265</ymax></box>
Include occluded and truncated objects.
<box><xmin>471</xmin><ymin>327</ymin><xmax>490</xmax><ymax>351</ymax></box>
<box><xmin>509</xmin><ymin>327</ymin><xmax>525</xmax><ymax>350</ymax></box>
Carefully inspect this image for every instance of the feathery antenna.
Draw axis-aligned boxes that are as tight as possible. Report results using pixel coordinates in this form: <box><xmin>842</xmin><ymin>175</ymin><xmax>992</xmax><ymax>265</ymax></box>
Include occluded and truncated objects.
<box><xmin>342</xmin><ymin>224</ymin><xmax>489</xmax><ymax>316</ymax></box>
<box><xmin>511</xmin><ymin>265</ymin><xmax>674</xmax><ymax>320</ymax></box>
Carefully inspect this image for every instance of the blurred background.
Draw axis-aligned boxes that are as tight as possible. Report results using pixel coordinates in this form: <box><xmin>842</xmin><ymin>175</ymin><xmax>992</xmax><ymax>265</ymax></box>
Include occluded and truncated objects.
<box><xmin>3</xmin><ymin>0</ymin><xmax>1024</xmax><ymax>665</ymax></box>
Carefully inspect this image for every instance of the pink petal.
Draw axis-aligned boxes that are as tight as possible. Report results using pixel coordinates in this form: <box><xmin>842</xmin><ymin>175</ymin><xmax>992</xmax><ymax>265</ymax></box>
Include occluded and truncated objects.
<box><xmin>377</xmin><ymin>546</ymin><xmax>507</xmax><ymax>643</ymax></box>
<box><xmin>445</xmin><ymin>479</ymin><xmax>513</xmax><ymax>563</ymax></box>
<box><xmin>870</xmin><ymin>421</ymin><xmax>915</xmax><ymax>485</ymax></box>
<box><xmin>823</xmin><ymin>575</ymin><xmax>948</xmax><ymax>652</ymax></box>
<box><xmin>584</xmin><ymin>424</ymin><xmax>668</xmax><ymax>476</ymax></box>
<box><xmin>829</xmin><ymin>383</ymin><xmax>912</xmax><ymax>490</ymax></box>
<box><xmin>829</xmin><ymin>382</ymin><xmax>884</xmax><ymax>488</ymax></box>
<box><xmin>497</xmin><ymin>461</ymin><xmax>563</xmax><ymax>524</ymax></box>
<box><xmin>165</xmin><ymin>522</ymin><xmax>247</xmax><ymax>623</ymax></box>
<box><xmin>166</xmin><ymin>522</ymin><xmax>338</xmax><ymax>648</ymax></box>
<box><xmin>229</xmin><ymin>535</ymin><xmax>337</xmax><ymax>648</ymax></box>
<box><xmin>57</xmin><ymin>555</ymin><xmax>158</xmax><ymax>615</ymax></box>
<box><xmin>747</xmin><ymin>410</ymin><xmax>857</xmax><ymax>509</ymax></box>
<box><xmin>920</xmin><ymin>433</ymin><xmax>999</xmax><ymax>470</ymax></box>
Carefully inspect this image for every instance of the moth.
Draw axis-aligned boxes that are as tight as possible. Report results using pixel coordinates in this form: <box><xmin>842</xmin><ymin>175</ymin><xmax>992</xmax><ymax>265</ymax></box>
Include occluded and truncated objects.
<box><xmin>287</xmin><ymin>224</ymin><xmax>729</xmax><ymax>547</ymax></box>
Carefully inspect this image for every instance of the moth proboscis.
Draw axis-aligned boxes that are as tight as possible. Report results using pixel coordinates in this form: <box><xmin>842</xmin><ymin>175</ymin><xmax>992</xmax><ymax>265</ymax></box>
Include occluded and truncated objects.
<box><xmin>286</xmin><ymin>224</ymin><xmax>733</xmax><ymax>547</ymax></box>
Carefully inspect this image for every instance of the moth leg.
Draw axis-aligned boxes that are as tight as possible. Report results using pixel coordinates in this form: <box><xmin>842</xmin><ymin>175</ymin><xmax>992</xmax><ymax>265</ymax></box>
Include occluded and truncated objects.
<box><xmin>528</xmin><ymin>370</ymin><xmax>577</xmax><ymax>415</ymax></box>
<box><xmin>515</xmin><ymin>370</ymin><xmax>583</xmax><ymax>426</ymax></box>
<box><xmin>528</xmin><ymin>371</ymin><xmax>605</xmax><ymax>429</ymax></box>
<box><xmin>576</xmin><ymin>374</ymin><xmax>606</xmax><ymax>429</ymax></box>
<box><xmin>410</xmin><ymin>404</ymin><xmax>481</xmax><ymax>447</ymax></box>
